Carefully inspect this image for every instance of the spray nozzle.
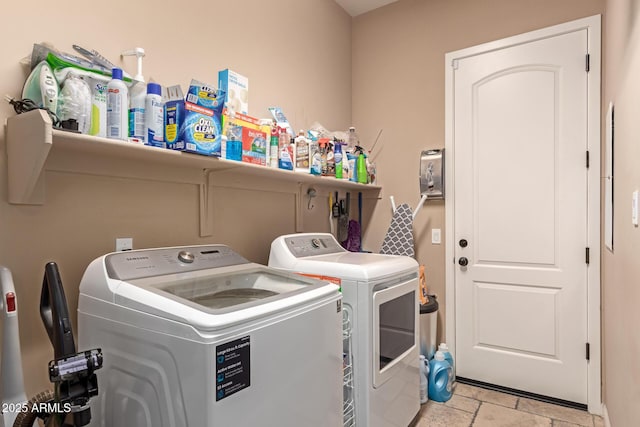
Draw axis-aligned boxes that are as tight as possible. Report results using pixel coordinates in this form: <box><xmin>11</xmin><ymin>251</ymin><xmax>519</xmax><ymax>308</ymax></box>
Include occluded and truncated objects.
<box><xmin>121</xmin><ymin>47</ymin><xmax>146</xmax><ymax>82</ymax></box>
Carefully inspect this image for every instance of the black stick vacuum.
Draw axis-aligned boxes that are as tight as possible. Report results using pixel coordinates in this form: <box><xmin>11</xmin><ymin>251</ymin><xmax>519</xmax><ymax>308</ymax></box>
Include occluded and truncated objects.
<box><xmin>14</xmin><ymin>262</ymin><xmax>103</xmax><ymax>427</ymax></box>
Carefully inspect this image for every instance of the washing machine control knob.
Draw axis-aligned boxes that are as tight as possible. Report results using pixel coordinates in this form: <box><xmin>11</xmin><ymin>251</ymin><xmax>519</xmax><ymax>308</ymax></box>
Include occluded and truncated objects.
<box><xmin>311</xmin><ymin>238</ymin><xmax>321</xmax><ymax>248</ymax></box>
<box><xmin>178</xmin><ymin>250</ymin><xmax>195</xmax><ymax>263</ymax></box>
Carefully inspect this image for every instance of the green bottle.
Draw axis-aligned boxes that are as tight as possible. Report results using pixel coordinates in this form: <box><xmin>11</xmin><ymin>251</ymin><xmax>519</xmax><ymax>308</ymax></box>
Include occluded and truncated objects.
<box><xmin>356</xmin><ymin>146</ymin><xmax>367</xmax><ymax>184</ymax></box>
<box><xmin>334</xmin><ymin>140</ymin><xmax>343</xmax><ymax>179</ymax></box>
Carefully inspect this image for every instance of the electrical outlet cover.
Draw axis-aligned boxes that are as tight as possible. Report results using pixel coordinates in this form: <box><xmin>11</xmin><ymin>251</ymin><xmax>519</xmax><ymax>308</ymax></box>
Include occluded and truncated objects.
<box><xmin>116</xmin><ymin>238</ymin><xmax>133</xmax><ymax>251</ymax></box>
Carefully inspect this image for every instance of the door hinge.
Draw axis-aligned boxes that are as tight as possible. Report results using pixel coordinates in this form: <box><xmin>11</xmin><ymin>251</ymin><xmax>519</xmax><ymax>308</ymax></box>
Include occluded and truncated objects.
<box><xmin>586</xmin><ymin>54</ymin><xmax>590</xmax><ymax>72</ymax></box>
<box><xmin>585</xmin><ymin>247</ymin><xmax>590</xmax><ymax>264</ymax></box>
<box><xmin>586</xmin><ymin>151</ymin><xmax>590</xmax><ymax>169</ymax></box>
<box><xmin>452</xmin><ymin>59</ymin><xmax>459</xmax><ymax>70</ymax></box>
<box><xmin>586</xmin><ymin>342</ymin><xmax>590</xmax><ymax>361</ymax></box>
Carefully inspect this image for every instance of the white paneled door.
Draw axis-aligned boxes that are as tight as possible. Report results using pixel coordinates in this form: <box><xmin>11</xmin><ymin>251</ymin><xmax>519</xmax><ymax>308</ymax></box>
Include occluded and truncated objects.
<box><xmin>451</xmin><ymin>27</ymin><xmax>590</xmax><ymax>404</ymax></box>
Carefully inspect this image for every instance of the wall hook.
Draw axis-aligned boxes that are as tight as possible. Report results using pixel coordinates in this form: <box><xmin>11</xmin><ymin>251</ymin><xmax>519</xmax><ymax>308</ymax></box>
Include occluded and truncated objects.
<box><xmin>307</xmin><ymin>188</ymin><xmax>317</xmax><ymax>210</ymax></box>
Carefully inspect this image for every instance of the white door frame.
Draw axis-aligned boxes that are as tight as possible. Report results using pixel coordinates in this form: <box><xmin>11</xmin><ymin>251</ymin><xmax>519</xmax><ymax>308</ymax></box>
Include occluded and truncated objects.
<box><xmin>444</xmin><ymin>15</ymin><xmax>602</xmax><ymax>414</ymax></box>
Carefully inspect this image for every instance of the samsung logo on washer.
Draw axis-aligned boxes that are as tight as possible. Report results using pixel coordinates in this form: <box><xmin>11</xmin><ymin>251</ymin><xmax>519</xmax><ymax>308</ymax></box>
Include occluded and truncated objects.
<box><xmin>125</xmin><ymin>256</ymin><xmax>149</xmax><ymax>262</ymax></box>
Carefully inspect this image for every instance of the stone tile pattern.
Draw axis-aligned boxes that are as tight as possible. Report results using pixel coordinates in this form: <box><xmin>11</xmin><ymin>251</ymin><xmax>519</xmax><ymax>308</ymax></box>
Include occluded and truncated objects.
<box><xmin>412</xmin><ymin>383</ymin><xmax>604</xmax><ymax>427</ymax></box>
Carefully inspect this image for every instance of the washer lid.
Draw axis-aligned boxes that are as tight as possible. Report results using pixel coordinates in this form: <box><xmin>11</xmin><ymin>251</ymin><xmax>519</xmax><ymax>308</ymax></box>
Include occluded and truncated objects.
<box><xmin>113</xmin><ymin>264</ymin><xmax>339</xmax><ymax>331</ymax></box>
<box><xmin>142</xmin><ymin>267</ymin><xmax>312</xmax><ymax>311</ymax></box>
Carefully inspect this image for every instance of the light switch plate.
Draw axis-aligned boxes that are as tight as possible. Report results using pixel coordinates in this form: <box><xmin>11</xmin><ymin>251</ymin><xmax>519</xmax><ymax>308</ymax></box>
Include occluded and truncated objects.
<box><xmin>432</xmin><ymin>228</ymin><xmax>441</xmax><ymax>245</ymax></box>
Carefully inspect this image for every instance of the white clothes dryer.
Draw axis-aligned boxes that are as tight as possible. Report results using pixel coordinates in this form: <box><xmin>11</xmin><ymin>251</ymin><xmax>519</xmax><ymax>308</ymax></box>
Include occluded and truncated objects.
<box><xmin>78</xmin><ymin>244</ymin><xmax>343</xmax><ymax>427</ymax></box>
<box><xmin>269</xmin><ymin>233</ymin><xmax>420</xmax><ymax>427</ymax></box>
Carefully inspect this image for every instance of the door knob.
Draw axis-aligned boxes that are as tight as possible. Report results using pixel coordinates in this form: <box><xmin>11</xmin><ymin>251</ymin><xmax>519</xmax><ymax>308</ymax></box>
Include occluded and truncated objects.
<box><xmin>458</xmin><ymin>257</ymin><xmax>469</xmax><ymax>267</ymax></box>
<box><xmin>459</xmin><ymin>239</ymin><xmax>468</xmax><ymax>248</ymax></box>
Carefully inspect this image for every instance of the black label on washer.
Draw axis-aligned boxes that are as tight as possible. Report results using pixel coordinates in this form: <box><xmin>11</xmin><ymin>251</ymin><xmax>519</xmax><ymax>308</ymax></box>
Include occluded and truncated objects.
<box><xmin>215</xmin><ymin>336</ymin><xmax>250</xmax><ymax>401</ymax></box>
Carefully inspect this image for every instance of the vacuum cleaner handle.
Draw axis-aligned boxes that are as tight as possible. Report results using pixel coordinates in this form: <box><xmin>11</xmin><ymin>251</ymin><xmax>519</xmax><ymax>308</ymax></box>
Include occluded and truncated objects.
<box><xmin>40</xmin><ymin>262</ymin><xmax>76</xmax><ymax>360</ymax></box>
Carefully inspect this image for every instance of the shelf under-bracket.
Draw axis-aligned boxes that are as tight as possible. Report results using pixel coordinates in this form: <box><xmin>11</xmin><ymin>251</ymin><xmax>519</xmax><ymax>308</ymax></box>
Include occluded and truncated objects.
<box><xmin>200</xmin><ymin>168</ymin><xmax>215</xmax><ymax>237</ymax></box>
<box><xmin>6</xmin><ymin>110</ymin><xmax>53</xmax><ymax>205</ymax></box>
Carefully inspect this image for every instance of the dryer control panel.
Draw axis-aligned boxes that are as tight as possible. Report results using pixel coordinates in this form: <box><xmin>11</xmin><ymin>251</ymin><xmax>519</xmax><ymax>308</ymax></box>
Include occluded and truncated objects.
<box><xmin>282</xmin><ymin>234</ymin><xmax>346</xmax><ymax>258</ymax></box>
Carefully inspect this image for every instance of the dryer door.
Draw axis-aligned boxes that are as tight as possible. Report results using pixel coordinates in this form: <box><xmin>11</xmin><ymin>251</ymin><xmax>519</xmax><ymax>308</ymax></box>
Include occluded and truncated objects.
<box><xmin>372</xmin><ymin>276</ymin><xmax>418</xmax><ymax>388</ymax></box>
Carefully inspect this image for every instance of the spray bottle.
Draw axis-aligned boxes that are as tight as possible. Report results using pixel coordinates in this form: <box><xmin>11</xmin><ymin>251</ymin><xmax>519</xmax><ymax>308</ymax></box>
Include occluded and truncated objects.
<box><xmin>121</xmin><ymin>48</ymin><xmax>146</xmax><ymax>142</ymax></box>
<box><xmin>356</xmin><ymin>145</ymin><xmax>368</xmax><ymax>184</ymax></box>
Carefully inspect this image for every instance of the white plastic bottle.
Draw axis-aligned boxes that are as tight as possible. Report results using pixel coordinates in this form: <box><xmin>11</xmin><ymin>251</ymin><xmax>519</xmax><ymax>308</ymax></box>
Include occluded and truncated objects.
<box><xmin>106</xmin><ymin>68</ymin><xmax>129</xmax><ymax>140</ymax></box>
<box><xmin>347</xmin><ymin>126</ymin><xmax>359</xmax><ymax>152</ymax></box>
<box><xmin>122</xmin><ymin>47</ymin><xmax>146</xmax><ymax>142</ymax></box>
<box><xmin>419</xmin><ymin>355</ymin><xmax>429</xmax><ymax>404</ymax></box>
<box><xmin>145</xmin><ymin>82</ymin><xmax>164</xmax><ymax>147</ymax></box>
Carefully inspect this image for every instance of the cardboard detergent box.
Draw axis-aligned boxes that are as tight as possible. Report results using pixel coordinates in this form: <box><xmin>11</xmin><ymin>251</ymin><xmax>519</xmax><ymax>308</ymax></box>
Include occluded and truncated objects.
<box><xmin>222</xmin><ymin>109</ymin><xmax>267</xmax><ymax>165</ymax></box>
<box><xmin>164</xmin><ymin>85</ymin><xmax>185</xmax><ymax>148</ymax></box>
<box><xmin>171</xmin><ymin>101</ymin><xmax>223</xmax><ymax>156</ymax></box>
<box><xmin>218</xmin><ymin>69</ymin><xmax>248</xmax><ymax>115</ymax></box>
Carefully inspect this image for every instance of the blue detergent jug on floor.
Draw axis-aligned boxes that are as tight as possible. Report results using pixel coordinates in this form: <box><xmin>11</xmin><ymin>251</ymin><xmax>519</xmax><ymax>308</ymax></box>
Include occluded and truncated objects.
<box><xmin>438</xmin><ymin>342</ymin><xmax>455</xmax><ymax>383</ymax></box>
<box><xmin>428</xmin><ymin>351</ymin><xmax>452</xmax><ymax>402</ymax></box>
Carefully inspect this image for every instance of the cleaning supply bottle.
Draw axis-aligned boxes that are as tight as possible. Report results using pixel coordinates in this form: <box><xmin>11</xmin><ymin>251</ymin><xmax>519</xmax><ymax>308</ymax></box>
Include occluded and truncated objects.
<box><xmin>347</xmin><ymin>152</ymin><xmax>358</xmax><ymax>182</ymax></box>
<box><xmin>325</xmin><ymin>140</ymin><xmax>334</xmax><ymax>176</ymax></box>
<box><xmin>129</xmin><ymin>81</ymin><xmax>146</xmax><ymax>141</ymax></box>
<box><xmin>438</xmin><ymin>343</ymin><xmax>455</xmax><ymax>383</ymax></box>
<box><xmin>294</xmin><ymin>130</ymin><xmax>310</xmax><ymax>173</ymax></box>
<box><xmin>145</xmin><ymin>82</ymin><xmax>164</xmax><ymax>147</ymax></box>
<box><xmin>428</xmin><ymin>351</ymin><xmax>453</xmax><ymax>402</ymax></box>
<box><xmin>419</xmin><ymin>355</ymin><xmax>429</xmax><ymax>404</ymax></box>
<box><xmin>278</xmin><ymin>127</ymin><xmax>293</xmax><ymax>170</ymax></box>
<box><xmin>106</xmin><ymin>67</ymin><xmax>128</xmax><ymax>140</ymax></box>
<box><xmin>347</xmin><ymin>126</ymin><xmax>359</xmax><ymax>152</ymax></box>
<box><xmin>123</xmin><ymin>48</ymin><xmax>146</xmax><ymax>142</ymax></box>
<box><xmin>356</xmin><ymin>146</ymin><xmax>368</xmax><ymax>184</ymax></box>
<box><xmin>269</xmin><ymin>126</ymin><xmax>279</xmax><ymax>168</ymax></box>
<box><xmin>334</xmin><ymin>140</ymin><xmax>343</xmax><ymax>179</ymax></box>
<box><xmin>225</xmin><ymin>121</ymin><xmax>242</xmax><ymax>161</ymax></box>
<box><xmin>318</xmin><ymin>139</ymin><xmax>328</xmax><ymax>175</ymax></box>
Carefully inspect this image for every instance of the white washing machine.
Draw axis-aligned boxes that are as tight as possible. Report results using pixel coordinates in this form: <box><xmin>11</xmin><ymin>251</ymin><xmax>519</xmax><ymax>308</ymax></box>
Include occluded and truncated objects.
<box><xmin>78</xmin><ymin>244</ymin><xmax>343</xmax><ymax>427</ymax></box>
<box><xmin>269</xmin><ymin>233</ymin><xmax>420</xmax><ymax>427</ymax></box>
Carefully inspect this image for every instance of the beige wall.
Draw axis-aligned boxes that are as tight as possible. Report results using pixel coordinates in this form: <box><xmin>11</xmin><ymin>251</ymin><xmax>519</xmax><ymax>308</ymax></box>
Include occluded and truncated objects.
<box><xmin>0</xmin><ymin>0</ymin><xmax>352</xmax><ymax>395</ymax></box>
<box><xmin>602</xmin><ymin>0</ymin><xmax>640</xmax><ymax>425</ymax></box>
<box><xmin>352</xmin><ymin>0</ymin><xmax>604</xmax><ymax>346</ymax></box>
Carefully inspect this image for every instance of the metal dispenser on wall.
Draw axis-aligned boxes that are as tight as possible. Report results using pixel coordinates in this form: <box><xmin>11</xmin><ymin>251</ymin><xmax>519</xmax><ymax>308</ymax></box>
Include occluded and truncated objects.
<box><xmin>420</xmin><ymin>149</ymin><xmax>444</xmax><ymax>199</ymax></box>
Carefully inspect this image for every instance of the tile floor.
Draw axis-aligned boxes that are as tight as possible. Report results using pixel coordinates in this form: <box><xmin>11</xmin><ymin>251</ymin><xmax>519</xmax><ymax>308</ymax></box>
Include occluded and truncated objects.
<box><xmin>412</xmin><ymin>383</ymin><xmax>604</xmax><ymax>427</ymax></box>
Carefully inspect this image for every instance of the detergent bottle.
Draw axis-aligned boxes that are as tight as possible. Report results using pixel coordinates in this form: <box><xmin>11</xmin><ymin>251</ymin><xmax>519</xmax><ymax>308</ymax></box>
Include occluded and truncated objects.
<box><xmin>428</xmin><ymin>351</ymin><xmax>452</xmax><ymax>402</ymax></box>
<box><xmin>438</xmin><ymin>343</ymin><xmax>455</xmax><ymax>383</ymax></box>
